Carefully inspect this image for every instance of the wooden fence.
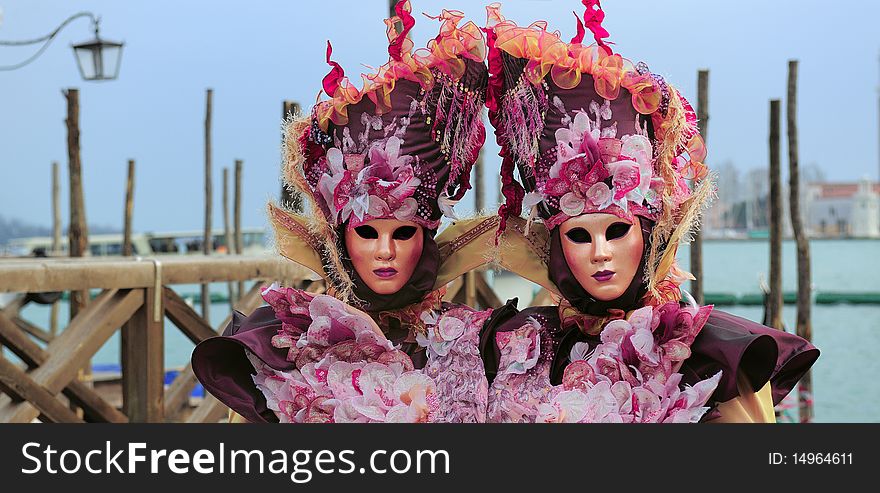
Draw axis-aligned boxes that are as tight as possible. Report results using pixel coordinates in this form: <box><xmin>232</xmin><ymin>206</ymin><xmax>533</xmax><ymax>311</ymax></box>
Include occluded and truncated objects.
<box><xmin>0</xmin><ymin>256</ymin><xmax>308</xmax><ymax>423</ymax></box>
<box><xmin>0</xmin><ymin>255</ymin><xmax>528</xmax><ymax>423</ymax></box>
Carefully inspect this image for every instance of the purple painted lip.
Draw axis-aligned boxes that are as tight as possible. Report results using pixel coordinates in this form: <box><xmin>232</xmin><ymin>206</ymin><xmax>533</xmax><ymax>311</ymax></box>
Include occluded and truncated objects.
<box><xmin>373</xmin><ymin>268</ymin><xmax>398</xmax><ymax>279</ymax></box>
<box><xmin>592</xmin><ymin>270</ymin><xmax>614</xmax><ymax>282</ymax></box>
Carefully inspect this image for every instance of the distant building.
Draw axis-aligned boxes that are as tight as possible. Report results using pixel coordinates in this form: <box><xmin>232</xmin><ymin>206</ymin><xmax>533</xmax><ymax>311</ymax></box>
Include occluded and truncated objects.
<box><xmin>806</xmin><ymin>179</ymin><xmax>880</xmax><ymax>238</ymax></box>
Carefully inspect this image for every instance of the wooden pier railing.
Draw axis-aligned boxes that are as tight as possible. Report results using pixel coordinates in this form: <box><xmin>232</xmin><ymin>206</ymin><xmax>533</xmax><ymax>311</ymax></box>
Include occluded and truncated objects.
<box><xmin>0</xmin><ymin>255</ymin><xmax>534</xmax><ymax>423</ymax></box>
<box><xmin>0</xmin><ymin>255</ymin><xmax>307</xmax><ymax>423</ymax></box>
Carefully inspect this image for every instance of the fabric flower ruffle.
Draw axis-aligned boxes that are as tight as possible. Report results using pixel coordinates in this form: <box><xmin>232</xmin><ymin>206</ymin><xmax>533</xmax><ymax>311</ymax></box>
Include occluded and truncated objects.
<box><xmin>317</xmin><ymin>136</ymin><xmax>424</xmax><ymax>227</ymax></box>
<box><xmin>251</xmin><ymin>285</ymin><xmax>491</xmax><ymax>423</ymax></box>
<box><xmin>418</xmin><ymin>306</ymin><xmax>493</xmax><ymax>422</ymax></box>
<box><xmin>538</xmin><ymin>102</ymin><xmax>662</xmax><ymax>228</ymax></box>
<box><xmin>489</xmin><ymin>302</ymin><xmax>722</xmax><ymax>423</ymax></box>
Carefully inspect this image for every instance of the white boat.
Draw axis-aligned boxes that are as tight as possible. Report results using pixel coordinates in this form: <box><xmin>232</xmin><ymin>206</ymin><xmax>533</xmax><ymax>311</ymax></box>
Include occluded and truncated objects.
<box><xmin>2</xmin><ymin>228</ymin><xmax>270</xmax><ymax>258</ymax></box>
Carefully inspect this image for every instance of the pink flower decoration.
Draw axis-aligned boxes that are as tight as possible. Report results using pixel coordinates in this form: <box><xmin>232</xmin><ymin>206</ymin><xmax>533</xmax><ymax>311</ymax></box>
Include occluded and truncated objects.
<box><xmin>495</xmin><ymin>319</ymin><xmax>542</xmax><ymax>375</ymax></box>
<box><xmin>559</xmin><ymin>192</ymin><xmax>586</xmax><ymax>216</ymax></box>
<box><xmin>392</xmin><ymin>197</ymin><xmax>418</xmax><ymax>221</ymax></box>
<box><xmin>585</xmin><ymin>182</ymin><xmax>612</xmax><ymax>207</ymax></box>
<box><xmin>607</xmin><ymin>160</ymin><xmax>640</xmax><ymax>202</ymax></box>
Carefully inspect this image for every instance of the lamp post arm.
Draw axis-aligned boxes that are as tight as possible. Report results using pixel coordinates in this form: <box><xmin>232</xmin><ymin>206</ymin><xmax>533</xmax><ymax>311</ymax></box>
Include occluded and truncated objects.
<box><xmin>0</xmin><ymin>11</ymin><xmax>99</xmax><ymax>71</ymax></box>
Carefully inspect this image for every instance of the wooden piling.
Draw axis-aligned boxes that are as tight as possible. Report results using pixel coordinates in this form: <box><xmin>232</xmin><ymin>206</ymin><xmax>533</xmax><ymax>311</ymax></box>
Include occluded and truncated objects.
<box><xmin>65</xmin><ymin>88</ymin><xmax>91</xmax><ymax>411</ymax></box>
<box><xmin>121</xmin><ymin>287</ymin><xmax>164</xmax><ymax>422</ymax></box>
<box><xmin>787</xmin><ymin>60</ymin><xmax>813</xmax><ymax>422</ymax></box>
<box><xmin>202</xmin><ymin>89</ymin><xmax>213</xmax><ymax>324</ymax></box>
<box><xmin>52</xmin><ymin>161</ymin><xmax>62</xmax><ymax>255</ymax></box>
<box><xmin>389</xmin><ymin>0</ymin><xmax>403</xmax><ymax>34</ymax></box>
<box><xmin>223</xmin><ymin>167</ymin><xmax>236</xmax><ymax>309</ymax></box>
<box><xmin>65</xmin><ymin>88</ymin><xmax>89</xmax><ymax>319</ymax></box>
<box><xmin>234</xmin><ymin>159</ymin><xmax>244</xmax><ymax>301</ymax></box>
<box><xmin>691</xmin><ymin>70</ymin><xmax>709</xmax><ymax>305</ymax></box>
<box><xmin>767</xmin><ymin>100</ymin><xmax>784</xmax><ymax>330</ymax></box>
<box><xmin>281</xmin><ymin>101</ymin><xmax>303</xmax><ymax>212</ymax></box>
<box><xmin>51</xmin><ymin>161</ymin><xmax>61</xmax><ymax>337</ymax></box>
<box><xmin>123</xmin><ymin>159</ymin><xmax>135</xmax><ymax>257</ymax></box>
<box><xmin>474</xmin><ymin>151</ymin><xmax>485</xmax><ymax>214</ymax></box>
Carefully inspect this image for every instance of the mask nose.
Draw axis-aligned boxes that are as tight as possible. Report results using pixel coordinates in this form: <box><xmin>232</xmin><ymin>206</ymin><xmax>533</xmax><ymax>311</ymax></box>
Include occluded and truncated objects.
<box><xmin>375</xmin><ymin>233</ymin><xmax>395</xmax><ymax>261</ymax></box>
<box><xmin>591</xmin><ymin>237</ymin><xmax>612</xmax><ymax>264</ymax></box>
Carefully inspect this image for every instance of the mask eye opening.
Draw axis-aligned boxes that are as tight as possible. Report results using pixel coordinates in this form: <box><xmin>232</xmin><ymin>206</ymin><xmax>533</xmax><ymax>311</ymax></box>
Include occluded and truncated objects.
<box><xmin>392</xmin><ymin>226</ymin><xmax>418</xmax><ymax>240</ymax></box>
<box><xmin>606</xmin><ymin>222</ymin><xmax>632</xmax><ymax>241</ymax></box>
<box><xmin>354</xmin><ymin>225</ymin><xmax>379</xmax><ymax>239</ymax></box>
<box><xmin>564</xmin><ymin>227</ymin><xmax>592</xmax><ymax>244</ymax></box>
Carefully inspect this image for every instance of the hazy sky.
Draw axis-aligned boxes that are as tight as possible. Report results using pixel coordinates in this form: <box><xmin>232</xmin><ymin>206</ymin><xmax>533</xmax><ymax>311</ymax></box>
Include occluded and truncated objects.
<box><xmin>1</xmin><ymin>0</ymin><xmax>878</xmax><ymax>234</ymax></box>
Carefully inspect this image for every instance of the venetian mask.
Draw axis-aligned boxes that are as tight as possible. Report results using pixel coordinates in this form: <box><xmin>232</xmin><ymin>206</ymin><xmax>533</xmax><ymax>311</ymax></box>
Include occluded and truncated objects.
<box><xmin>558</xmin><ymin>213</ymin><xmax>644</xmax><ymax>302</ymax></box>
<box><xmin>344</xmin><ymin>219</ymin><xmax>424</xmax><ymax>295</ymax></box>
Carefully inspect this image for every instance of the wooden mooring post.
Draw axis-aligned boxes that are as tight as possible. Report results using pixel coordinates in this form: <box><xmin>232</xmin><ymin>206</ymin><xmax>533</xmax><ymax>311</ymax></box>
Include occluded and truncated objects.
<box><xmin>65</xmin><ymin>88</ymin><xmax>89</xmax><ymax>319</ymax></box>
<box><xmin>50</xmin><ymin>161</ymin><xmax>61</xmax><ymax>337</ymax></box>
<box><xmin>691</xmin><ymin>70</ymin><xmax>709</xmax><ymax>305</ymax></box>
<box><xmin>65</xmin><ymin>87</ymin><xmax>92</xmax><ymax>412</ymax></box>
<box><xmin>767</xmin><ymin>100</ymin><xmax>784</xmax><ymax>330</ymax></box>
<box><xmin>203</xmin><ymin>88</ymin><xmax>213</xmax><ymax>324</ymax></box>
<box><xmin>123</xmin><ymin>159</ymin><xmax>135</xmax><ymax>257</ymax></box>
<box><xmin>787</xmin><ymin>60</ymin><xmax>813</xmax><ymax>422</ymax></box>
<box><xmin>234</xmin><ymin>159</ymin><xmax>244</xmax><ymax>302</ymax></box>
<box><xmin>224</xmin><ymin>167</ymin><xmax>236</xmax><ymax>309</ymax></box>
<box><xmin>281</xmin><ymin>100</ymin><xmax>303</xmax><ymax>212</ymax></box>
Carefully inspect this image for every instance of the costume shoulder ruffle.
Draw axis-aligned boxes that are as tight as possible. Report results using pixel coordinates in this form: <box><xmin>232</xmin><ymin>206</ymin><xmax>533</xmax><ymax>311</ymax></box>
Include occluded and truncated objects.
<box><xmin>479</xmin><ymin>303</ymin><xmax>820</xmax><ymax>420</ymax></box>
<box><xmin>191</xmin><ymin>305</ymin><xmax>290</xmax><ymax>423</ymax></box>
<box><xmin>683</xmin><ymin>309</ymin><xmax>820</xmax><ymax>407</ymax></box>
<box><xmin>193</xmin><ymin>285</ymin><xmax>493</xmax><ymax>423</ymax></box>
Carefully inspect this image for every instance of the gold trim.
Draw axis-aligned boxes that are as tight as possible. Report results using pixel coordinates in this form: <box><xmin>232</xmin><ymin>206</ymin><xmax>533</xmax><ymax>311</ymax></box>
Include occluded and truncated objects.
<box><xmin>495</xmin><ymin>216</ymin><xmax>559</xmax><ymax>296</ymax></box>
<box><xmin>267</xmin><ymin>203</ymin><xmax>330</xmax><ymax>283</ymax></box>
<box><xmin>434</xmin><ymin>216</ymin><xmax>500</xmax><ymax>290</ymax></box>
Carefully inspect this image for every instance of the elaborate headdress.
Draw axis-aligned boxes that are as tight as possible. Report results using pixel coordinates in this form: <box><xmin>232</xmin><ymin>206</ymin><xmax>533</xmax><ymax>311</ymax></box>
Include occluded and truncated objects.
<box><xmin>488</xmin><ymin>0</ymin><xmax>712</xmax><ymax>302</ymax></box>
<box><xmin>272</xmin><ymin>1</ymin><xmax>488</xmax><ymax>304</ymax></box>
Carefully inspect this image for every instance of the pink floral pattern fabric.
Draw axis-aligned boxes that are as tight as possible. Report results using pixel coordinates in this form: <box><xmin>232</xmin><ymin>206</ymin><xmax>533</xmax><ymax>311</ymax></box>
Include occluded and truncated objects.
<box><xmin>488</xmin><ymin>303</ymin><xmax>722</xmax><ymax>423</ymax></box>
<box><xmin>418</xmin><ymin>306</ymin><xmax>492</xmax><ymax>422</ymax></box>
<box><xmin>249</xmin><ymin>284</ymin><xmax>491</xmax><ymax>423</ymax></box>
<box><xmin>533</xmin><ymin>98</ymin><xmax>664</xmax><ymax>228</ymax></box>
<box><xmin>486</xmin><ymin>317</ymin><xmax>556</xmax><ymax>423</ymax></box>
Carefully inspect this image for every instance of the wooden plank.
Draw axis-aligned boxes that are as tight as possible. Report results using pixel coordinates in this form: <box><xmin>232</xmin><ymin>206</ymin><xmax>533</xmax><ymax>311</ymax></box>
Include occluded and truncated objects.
<box><xmin>0</xmin><ymin>311</ymin><xmax>126</xmax><ymax>422</ymax></box>
<box><xmin>186</xmin><ymin>393</ymin><xmax>227</xmax><ymax>423</ymax></box>
<box><xmin>442</xmin><ymin>277</ymin><xmax>463</xmax><ymax>302</ymax></box>
<box><xmin>0</xmin><ymin>289</ymin><xmax>143</xmax><ymax>423</ymax></box>
<box><xmin>63</xmin><ymin>382</ymin><xmax>128</xmax><ymax>423</ymax></box>
<box><xmin>465</xmin><ymin>272</ymin><xmax>477</xmax><ymax>308</ymax></box>
<box><xmin>529</xmin><ymin>288</ymin><xmax>555</xmax><ymax>307</ymax></box>
<box><xmin>163</xmin><ymin>287</ymin><xmax>217</xmax><ymax>345</ymax></box>
<box><xmin>0</xmin><ymin>311</ymin><xmax>43</xmax><ymax>367</ymax></box>
<box><xmin>0</xmin><ymin>357</ymin><xmax>84</xmax><ymax>423</ymax></box>
<box><xmin>122</xmin><ymin>288</ymin><xmax>164</xmax><ymax>423</ymax></box>
<box><xmin>162</xmin><ymin>362</ymin><xmax>198</xmax><ymax>422</ymax></box>
<box><xmin>0</xmin><ymin>256</ymin><xmax>309</xmax><ymax>293</ymax></box>
<box><xmin>13</xmin><ymin>316</ymin><xmax>53</xmax><ymax>344</ymax></box>
<box><xmin>164</xmin><ymin>283</ymin><xmax>264</xmax><ymax>421</ymax></box>
<box><xmin>475</xmin><ymin>272</ymin><xmax>503</xmax><ymax>309</ymax></box>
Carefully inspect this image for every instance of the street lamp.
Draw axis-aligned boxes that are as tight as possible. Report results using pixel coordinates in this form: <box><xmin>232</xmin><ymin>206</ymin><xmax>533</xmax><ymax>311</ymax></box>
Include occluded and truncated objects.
<box><xmin>71</xmin><ymin>20</ymin><xmax>124</xmax><ymax>81</ymax></box>
<box><xmin>0</xmin><ymin>11</ymin><xmax>124</xmax><ymax>81</ymax></box>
